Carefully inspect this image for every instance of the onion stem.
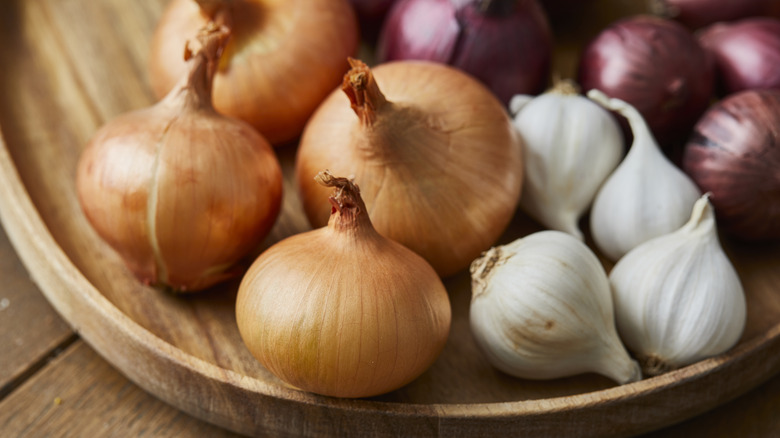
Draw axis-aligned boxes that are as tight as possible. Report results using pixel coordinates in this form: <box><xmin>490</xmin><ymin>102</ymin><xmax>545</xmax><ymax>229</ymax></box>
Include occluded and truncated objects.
<box><xmin>341</xmin><ymin>58</ymin><xmax>388</xmax><ymax>126</ymax></box>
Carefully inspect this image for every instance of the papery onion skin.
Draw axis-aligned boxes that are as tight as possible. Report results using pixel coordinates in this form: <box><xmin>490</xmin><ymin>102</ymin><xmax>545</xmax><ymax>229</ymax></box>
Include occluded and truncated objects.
<box><xmin>295</xmin><ymin>59</ymin><xmax>524</xmax><ymax>277</ymax></box>
<box><xmin>577</xmin><ymin>15</ymin><xmax>714</xmax><ymax>148</ymax></box>
<box><xmin>682</xmin><ymin>89</ymin><xmax>780</xmax><ymax>240</ymax></box>
<box><xmin>77</xmin><ymin>26</ymin><xmax>283</xmax><ymax>292</ymax></box>
<box><xmin>699</xmin><ymin>17</ymin><xmax>780</xmax><ymax>96</ymax></box>
<box><xmin>236</xmin><ymin>172</ymin><xmax>451</xmax><ymax>398</ymax></box>
<box><xmin>652</xmin><ymin>0</ymin><xmax>780</xmax><ymax>30</ymax></box>
<box><xmin>377</xmin><ymin>0</ymin><xmax>553</xmax><ymax>105</ymax></box>
<box><xmin>149</xmin><ymin>0</ymin><xmax>359</xmax><ymax>145</ymax></box>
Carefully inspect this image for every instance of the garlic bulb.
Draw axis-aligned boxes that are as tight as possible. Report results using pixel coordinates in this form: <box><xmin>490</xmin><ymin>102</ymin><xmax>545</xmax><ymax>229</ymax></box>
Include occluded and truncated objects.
<box><xmin>510</xmin><ymin>80</ymin><xmax>623</xmax><ymax>239</ymax></box>
<box><xmin>469</xmin><ymin>231</ymin><xmax>641</xmax><ymax>384</ymax></box>
<box><xmin>610</xmin><ymin>194</ymin><xmax>746</xmax><ymax>376</ymax></box>
<box><xmin>588</xmin><ymin>89</ymin><xmax>701</xmax><ymax>261</ymax></box>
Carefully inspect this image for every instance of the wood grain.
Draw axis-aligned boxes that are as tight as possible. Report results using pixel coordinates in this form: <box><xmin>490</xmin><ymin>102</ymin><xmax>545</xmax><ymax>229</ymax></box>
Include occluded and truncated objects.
<box><xmin>0</xmin><ymin>341</ymin><xmax>240</xmax><ymax>438</ymax></box>
<box><xmin>0</xmin><ymin>0</ymin><xmax>778</xmax><ymax>436</ymax></box>
<box><xmin>0</xmin><ymin>221</ymin><xmax>73</xmax><ymax>397</ymax></box>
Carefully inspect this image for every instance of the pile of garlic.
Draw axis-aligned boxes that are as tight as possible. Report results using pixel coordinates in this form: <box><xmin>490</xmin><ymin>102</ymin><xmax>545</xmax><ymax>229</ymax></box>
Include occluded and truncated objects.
<box><xmin>471</xmin><ymin>92</ymin><xmax>747</xmax><ymax>384</ymax></box>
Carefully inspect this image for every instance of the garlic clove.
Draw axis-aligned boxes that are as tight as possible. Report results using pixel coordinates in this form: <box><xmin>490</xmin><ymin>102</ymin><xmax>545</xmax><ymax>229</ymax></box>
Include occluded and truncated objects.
<box><xmin>511</xmin><ymin>81</ymin><xmax>623</xmax><ymax>240</ymax></box>
<box><xmin>470</xmin><ymin>231</ymin><xmax>641</xmax><ymax>384</ymax></box>
<box><xmin>587</xmin><ymin>89</ymin><xmax>701</xmax><ymax>261</ymax></box>
<box><xmin>609</xmin><ymin>194</ymin><xmax>747</xmax><ymax>376</ymax></box>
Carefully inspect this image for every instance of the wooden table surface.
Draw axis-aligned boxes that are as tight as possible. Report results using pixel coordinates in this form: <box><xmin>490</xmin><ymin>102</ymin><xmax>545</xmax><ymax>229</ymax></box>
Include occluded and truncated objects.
<box><xmin>0</xmin><ymin>219</ymin><xmax>778</xmax><ymax>438</ymax></box>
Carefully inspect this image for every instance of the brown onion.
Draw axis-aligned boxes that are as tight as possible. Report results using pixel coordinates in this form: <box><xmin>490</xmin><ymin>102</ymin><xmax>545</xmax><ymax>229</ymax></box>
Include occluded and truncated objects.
<box><xmin>148</xmin><ymin>0</ymin><xmax>359</xmax><ymax>145</ymax></box>
<box><xmin>652</xmin><ymin>0</ymin><xmax>780</xmax><ymax>30</ymax></box>
<box><xmin>236</xmin><ymin>171</ymin><xmax>451</xmax><ymax>398</ymax></box>
<box><xmin>577</xmin><ymin>15</ymin><xmax>714</xmax><ymax>148</ymax></box>
<box><xmin>699</xmin><ymin>17</ymin><xmax>780</xmax><ymax>96</ymax></box>
<box><xmin>295</xmin><ymin>59</ymin><xmax>524</xmax><ymax>277</ymax></box>
<box><xmin>77</xmin><ymin>25</ymin><xmax>283</xmax><ymax>291</ymax></box>
<box><xmin>683</xmin><ymin>89</ymin><xmax>780</xmax><ymax>240</ymax></box>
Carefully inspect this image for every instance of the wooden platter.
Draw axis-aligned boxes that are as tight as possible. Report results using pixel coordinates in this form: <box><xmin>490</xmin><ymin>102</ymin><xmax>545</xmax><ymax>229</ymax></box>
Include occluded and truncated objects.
<box><xmin>0</xmin><ymin>0</ymin><xmax>778</xmax><ymax>436</ymax></box>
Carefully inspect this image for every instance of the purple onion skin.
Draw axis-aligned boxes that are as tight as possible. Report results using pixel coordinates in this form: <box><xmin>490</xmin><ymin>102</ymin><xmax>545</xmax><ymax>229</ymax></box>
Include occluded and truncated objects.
<box><xmin>683</xmin><ymin>89</ymin><xmax>780</xmax><ymax>240</ymax></box>
<box><xmin>377</xmin><ymin>0</ymin><xmax>553</xmax><ymax>105</ymax></box>
<box><xmin>655</xmin><ymin>0</ymin><xmax>780</xmax><ymax>30</ymax></box>
<box><xmin>577</xmin><ymin>15</ymin><xmax>714</xmax><ymax>149</ymax></box>
<box><xmin>699</xmin><ymin>17</ymin><xmax>780</xmax><ymax>96</ymax></box>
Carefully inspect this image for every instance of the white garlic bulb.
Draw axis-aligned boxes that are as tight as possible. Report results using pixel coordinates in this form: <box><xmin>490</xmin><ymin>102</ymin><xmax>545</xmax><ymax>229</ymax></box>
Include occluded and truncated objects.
<box><xmin>587</xmin><ymin>89</ymin><xmax>701</xmax><ymax>261</ymax></box>
<box><xmin>610</xmin><ymin>194</ymin><xmax>746</xmax><ymax>376</ymax></box>
<box><xmin>510</xmin><ymin>81</ymin><xmax>623</xmax><ymax>239</ymax></box>
<box><xmin>469</xmin><ymin>231</ymin><xmax>641</xmax><ymax>384</ymax></box>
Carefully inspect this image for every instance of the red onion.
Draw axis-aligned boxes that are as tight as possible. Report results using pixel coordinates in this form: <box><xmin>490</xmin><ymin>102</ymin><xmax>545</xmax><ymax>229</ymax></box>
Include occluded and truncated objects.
<box><xmin>682</xmin><ymin>89</ymin><xmax>780</xmax><ymax>240</ymax></box>
<box><xmin>652</xmin><ymin>0</ymin><xmax>780</xmax><ymax>30</ymax></box>
<box><xmin>699</xmin><ymin>17</ymin><xmax>780</xmax><ymax>96</ymax></box>
<box><xmin>577</xmin><ymin>15</ymin><xmax>714</xmax><ymax>148</ymax></box>
<box><xmin>377</xmin><ymin>0</ymin><xmax>553</xmax><ymax>105</ymax></box>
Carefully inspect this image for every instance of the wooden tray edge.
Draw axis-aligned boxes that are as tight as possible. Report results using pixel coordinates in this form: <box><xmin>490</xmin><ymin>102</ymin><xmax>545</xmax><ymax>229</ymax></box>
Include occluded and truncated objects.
<box><xmin>1</xmin><ymin>127</ymin><xmax>780</xmax><ymax>437</ymax></box>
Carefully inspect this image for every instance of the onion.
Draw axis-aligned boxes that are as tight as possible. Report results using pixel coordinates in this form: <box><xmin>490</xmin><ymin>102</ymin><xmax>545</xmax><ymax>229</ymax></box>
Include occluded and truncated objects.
<box><xmin>77</xmin><ymin>25</ymin><xmax>283</xmax><ymax>292</ymax></box>
<box><xmin>699</xmin><ymin>17</ymin><xmax>780</xmax><ymax>96</ymax></box>
<box><xmin>148</xmin><ymin>0</ymin><xmax>359</xmax><ymax>145</ymax></box>
<box><xmin>377</xmin><ymin>0</ymin><xmax>553</xmax><ymax>105</ymax></box>
<box><xmin>652</xmin><ymin>0</ymin><xmax>780</xmax><ymax>30</ymax></box>
<box><xmin>236</xmin><ymin>171</ymin><xmax>451</xmax><ymax>398</ymax></box>
<box><xmin>577</xmin><ymin>15</ymin><xmax>714</xmax><ymax>148</ymax></box>
<box><xmin>295</xmin><ymin>59</ymin><xmax>524</xmax><ymax>277</ymax></box>
<box><xmin>682</xmin><ymin>89</ymin><xmax>780</xmax><ymax>240</ymax></box>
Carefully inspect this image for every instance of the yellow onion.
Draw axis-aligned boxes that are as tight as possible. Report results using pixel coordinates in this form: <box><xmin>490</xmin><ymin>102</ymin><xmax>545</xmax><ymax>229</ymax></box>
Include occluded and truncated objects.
<box><xmin>77</xmin><ymin>25</ymin><xmax>283</xmax><ymax>292</ymax></box>
<box><xmin>149</xmin><ymin>0</ymin><xmax>359</xmax><ymax>145</ymax></box>
<box><xmin>236</xmin><ymin>171</ymin><xmax>451</xmax><ymax>398</ymax></box>
<box><xmin>295</xmin><ymin>59</ymin><xmax>524</xmax><ymax>277</ymax></box>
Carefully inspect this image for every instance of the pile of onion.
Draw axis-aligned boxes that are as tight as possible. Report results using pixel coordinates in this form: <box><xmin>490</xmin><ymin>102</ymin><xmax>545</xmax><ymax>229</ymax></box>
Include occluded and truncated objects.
<box><xmin>377</xmin><ymin>0</ymin><xmax>552</xmax><ymax>105</ymax></box>
<box><xmin>295</xmin><ymin>58</ymin><xmax>524</xmax><ymax>277</ymax></box>
<box><xmin>148</xmin><ymin>0</ymin><xmax>359</xmax><ymax>145</ymax></box>
<box><xmin>683</xmin><ymin>89</ymin><xmax>780</xmax><ymax>240</ymax></box>
<box><xmin>236</xmin><ymin>171</ymin><xmax>451</xmax><ymax>398</ymax></box>
<box><xmin>577</xmin><ymin>15</ymin><xmax>714</xmax><ymax>148</ymax></box>
<box><xmin>698</xmin><ymin>17</ymin><xmax>780</xmax><ymax>96</ymax></box>
<box><xmin>77</xmin><ymin>24</ymin><xmax>283</xmax><ymax>292</ymax></box>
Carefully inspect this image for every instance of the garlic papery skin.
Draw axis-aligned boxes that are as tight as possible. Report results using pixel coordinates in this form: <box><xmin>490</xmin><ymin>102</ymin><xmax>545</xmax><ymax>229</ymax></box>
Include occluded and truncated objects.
<box><xmin>587</xmin><ymin>89</ymin><xmax>702</xmax><ymax>261</ymax></box>
<box><xmin>609</xmin><ymin>194</ymin><xmax>747</xmax><ymax>376</ymax></box>
<box><xmin>469</xmin><ymin>231</ymin><xmax>641</xmax><ymax>384</ymax></box>
<box><xmin>510</xmin><ymin>80</ymin><xmax>623</xmax><ymax>239</ymax></box>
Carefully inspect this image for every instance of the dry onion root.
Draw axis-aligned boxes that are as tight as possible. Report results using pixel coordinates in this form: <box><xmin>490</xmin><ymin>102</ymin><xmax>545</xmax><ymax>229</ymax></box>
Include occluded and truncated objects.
<box><xmin>76</xmin><ymin>24</ymin><xmax>283</xmax><ymax>292</ymax></box>
<box><xmin>236</xmin><ymin>170</ymin><xmax>451</xmax><ymax>398</ymax></box>
<box><xmin>149</xmin><ymin>0</ymin><xmax>359</xmax><ymax>145</ymax></box>
<box><xmin>296</xmin><ymin>58</ymin><xmax>524</xmax><ymax>277</ymax></box>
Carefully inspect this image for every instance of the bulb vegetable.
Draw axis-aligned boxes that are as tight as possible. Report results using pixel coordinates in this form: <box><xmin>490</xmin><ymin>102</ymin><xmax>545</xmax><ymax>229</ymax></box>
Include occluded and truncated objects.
<box><xmin>77</xmin><ymin>24</ymin><xmax>283</xmax><ymax>292</ymax></box>
<box><xmin>149</xmin><ymin>0</ymin><xmax>359</xmax><ymax>145</ymax></box>
<box><xmin>236</xmin><ymin>171</ymin><xmax>451</xmax><ymax>398</ymax></box>
<box><xmin>296</xmin><ymin>58</ymin><xmax>523</xmax><ymax>277</ymax></box>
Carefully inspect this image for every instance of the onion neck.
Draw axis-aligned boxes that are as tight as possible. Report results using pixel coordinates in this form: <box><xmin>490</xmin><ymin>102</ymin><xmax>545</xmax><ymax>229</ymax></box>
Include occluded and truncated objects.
<box><xmin>342</xmin><ymin>58</ymin><xmax>388</xmax><ymax>127</ymax></box>
<box><xmin>316</xmin><ymin>171</ymin><xmax>374</xmax><ymax>233</ymax></box>
<box><xmin>161</xmin><ymin>23</ymin><xmax>230</xmax><ymax>112</ymax></box>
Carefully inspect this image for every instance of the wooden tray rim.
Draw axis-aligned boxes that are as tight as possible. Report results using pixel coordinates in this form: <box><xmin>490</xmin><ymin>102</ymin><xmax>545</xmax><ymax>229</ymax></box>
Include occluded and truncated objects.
<box><xmin>2</xmin><ymin>129</ymin><xmax>780</xmax><ymax>435</ymax></box>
